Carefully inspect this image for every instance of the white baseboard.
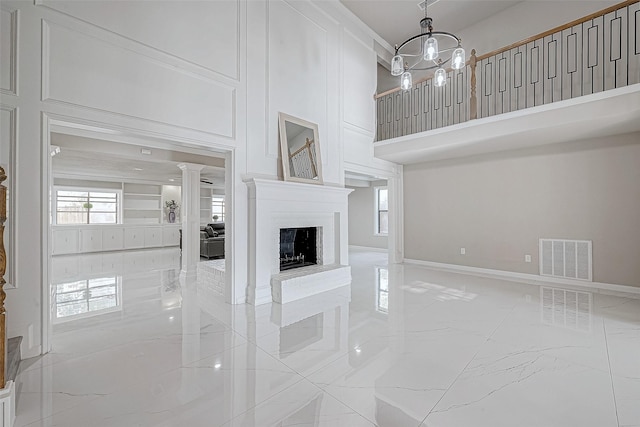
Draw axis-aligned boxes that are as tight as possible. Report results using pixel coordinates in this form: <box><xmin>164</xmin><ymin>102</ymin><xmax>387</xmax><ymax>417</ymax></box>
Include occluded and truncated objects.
<box><xmin>403</xmin><ymin>259</ymin><xmax>640</xmax><ymax>296</ymax></box>
<box><xmin>349</xmin><ymin>245</ymin><xmax>388</xmax><ymax>253</ymax></box>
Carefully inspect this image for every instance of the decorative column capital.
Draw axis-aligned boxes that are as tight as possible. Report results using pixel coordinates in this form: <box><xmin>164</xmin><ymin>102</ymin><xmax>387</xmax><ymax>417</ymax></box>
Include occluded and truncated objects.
<box><xmin>177</xmin><ymin>163</ymin><xmax>205</xmax><ymax>172</ymax></box>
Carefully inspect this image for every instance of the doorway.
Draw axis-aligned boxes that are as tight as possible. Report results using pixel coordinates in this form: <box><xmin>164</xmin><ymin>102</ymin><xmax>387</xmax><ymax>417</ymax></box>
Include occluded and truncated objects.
<box><xmin>42</xmin><ymin>116</ymin><xmax>235</xmax><ymax>353</ymax></box>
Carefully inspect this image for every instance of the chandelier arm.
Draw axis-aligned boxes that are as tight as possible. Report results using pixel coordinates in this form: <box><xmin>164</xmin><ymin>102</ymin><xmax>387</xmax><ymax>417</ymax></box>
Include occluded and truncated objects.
<box><xmin>395</xmin><ymin>31</ymin><xmax>462</xmax><ymax>54</ymax></box>
<box><xmin>407</xmin><ymin>57</ymin><xmax>452</xmax><ymax>71</ymax></box>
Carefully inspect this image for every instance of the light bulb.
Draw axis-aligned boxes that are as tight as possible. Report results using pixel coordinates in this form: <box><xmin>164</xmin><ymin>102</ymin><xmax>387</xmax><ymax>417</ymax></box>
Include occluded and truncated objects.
<box><xmin>451</xmin><ymin>47</ymin><xmax>466</xmax><ymax>70</ymax></box>
<box><xmin>401</xmin><ymin>71</ymin><xmax>412</xmax><ymax>91</ymax></box>
<box><xmin>424</xmin><ymin>37</ymin><xmax>439</xmax><ymax>61</ymax></box>
<box><xmin>391</xmin><ymin>55</ymin><xmax>403</xmax><ymax>77</ymax></box>
<box><xmin>434</xmin><ymin>68</ymin><xmax>446</xmax><ymax>87</ymax></box>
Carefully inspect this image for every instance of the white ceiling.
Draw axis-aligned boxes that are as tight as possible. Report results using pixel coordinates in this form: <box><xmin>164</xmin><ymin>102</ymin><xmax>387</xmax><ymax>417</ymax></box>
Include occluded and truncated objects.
<box><xmin>51</xmin><ymin>133</ymin><xmax>225</xmax><ymax>186</ymax></box>
<box><xmin>340</xmin><ymin>0</ymin><xmax>522</xmax><ymax>49</ymax></box>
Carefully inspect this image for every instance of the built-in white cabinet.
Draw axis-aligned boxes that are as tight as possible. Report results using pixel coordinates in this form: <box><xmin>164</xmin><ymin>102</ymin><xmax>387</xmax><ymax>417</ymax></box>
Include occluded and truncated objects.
<box><xmin>124</xmin><ymin>228</ymin><xmax>145</xmax><ymax>249</ymax></box>
<box><xmin>52</xmin><ymin>229</ymin><xmax>79</xmax><ymax>255</ymax></box>
<box><xmin>162</xmin><ymin>227</ymin><xmax>181</xmax><ymax>246</ymax></box>
<box><xmin>52</xmin><ymin>224</ymin><xmax>181</xmax><ymax>255</ymax></box>
<box><xmin>102</xmin><ymin>228</ymin><xmax>124</xmax><ymax>251</ymax></box>
<box><xmin>80</xmin><ymin>229</ymin><xmax>103</xmax><ymax>252</ymax></box>
<box><xmin>144</xmin><ymin>227</ymin><xmax>163</xmax><ymax>248</ymax></box>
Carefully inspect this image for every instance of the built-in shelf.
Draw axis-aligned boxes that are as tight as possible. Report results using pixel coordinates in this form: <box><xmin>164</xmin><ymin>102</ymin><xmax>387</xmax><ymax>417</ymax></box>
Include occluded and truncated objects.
<box><xmin>123</xmin><ymin>193</ymin><xmax>161</xmax><ymax>197</ymax></box>
<box><xmin>200</xmin><ymin>188</ymin><xmax>212</xmax><ymax>225</ymax></box>
<box><xmin>123</xmin><ymin>183</ymin><xmax>163</xmax><ymax>224</ymax></box>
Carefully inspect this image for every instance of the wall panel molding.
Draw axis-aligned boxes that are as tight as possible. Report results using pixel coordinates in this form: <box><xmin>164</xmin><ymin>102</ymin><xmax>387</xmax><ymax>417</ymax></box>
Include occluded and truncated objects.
<box><xmin>0</xmin><ymin>8</ymin><xmax>18</xmax><ymax>96</ymax></box>
<box><xmin>0</xmin><ymin>105</ymin><xmax>17</xmax><ymax>289</ymax></box>
<box><xmin>263</xmin><ymin>0</ymin><xmax>275</xmax><ymax>160</ymax></box>
<box><xmin>35</xmin><ymin>0</ymin><xmax>241</xmax><ymax>82</ymax></box>
<box><xmin>342</xmin><ymin>27</ymin><xmax>376</xmax><ymax>133</ymax></box>
<box><xmin>42</xmin><ymin>20</ymin><xmax>236</xmax><ymax>139</ymax></box>
<box><xmin>267</xmin><ymin>0</ymin><xmax>333</xmax><ymax>168</ymax></box>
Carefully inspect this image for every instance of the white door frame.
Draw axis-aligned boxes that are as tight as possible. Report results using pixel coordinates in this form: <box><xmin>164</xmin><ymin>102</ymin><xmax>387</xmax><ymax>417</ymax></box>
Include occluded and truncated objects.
<box><xmin>41</xmin><ymin>113</ymin><xmax>236</xmax><ymax>353</ymax></box>
<box><xmin>343</xmin><ymin>163</ymin><xmax>404</xmax><ymax>265</ymax></box>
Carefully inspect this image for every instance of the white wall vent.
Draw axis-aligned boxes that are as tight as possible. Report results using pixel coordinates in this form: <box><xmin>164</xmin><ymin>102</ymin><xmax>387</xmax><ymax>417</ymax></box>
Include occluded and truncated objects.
<box><xmin>539</xmin><ymin>239</ymin><xmax>592</xmax><ymax>281</ymax></box>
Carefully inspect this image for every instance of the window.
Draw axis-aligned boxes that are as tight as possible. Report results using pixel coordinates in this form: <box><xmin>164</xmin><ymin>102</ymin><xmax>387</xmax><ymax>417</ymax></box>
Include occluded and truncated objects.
<box><xmin>55</xmin><ymin>189</ymin><xmax>119</xmax><ymax>224</ymax></box>
<box><xmin>211</xmin><ymin>195</ymin><xmax>225</xmax><ymax>222</ymax></box>
<box><xmin>375</xmin><ymin>187</ymin><xmax>388</xmax><ymax>235</ymax></box>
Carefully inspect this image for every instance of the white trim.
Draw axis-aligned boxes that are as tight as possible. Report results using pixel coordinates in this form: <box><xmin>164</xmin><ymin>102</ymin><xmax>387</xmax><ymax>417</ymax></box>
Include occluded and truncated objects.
<box><xmin>389</xmin><ymin>167</ymin><xmax>404</xmax><ymax>264</ymax></box>
<box><xmin>0</xmin><ymin>104</ymin><xmax>17</xmax><ymax>289</ymax></box>
<box><xmin>403</xmin><ymin>258</ymin><xmax>640</xmax><ymax>296</ymax></box>
<box><xmin>0</xmin><ymin>8</ymin><xmax>18</xmax><ymax>96</ymax></box>
<box><xmin>349</xmin><ymin>245</ymin><xmax>387</xmax><ymax>253</ymax></box>
<box><xmin>41</xmin><ymin>113</ymin><xmax>53</xmax><ymax>354</ymax></box>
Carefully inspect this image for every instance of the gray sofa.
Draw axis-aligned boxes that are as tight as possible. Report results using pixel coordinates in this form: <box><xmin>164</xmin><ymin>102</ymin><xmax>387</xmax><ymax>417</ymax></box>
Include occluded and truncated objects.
<box><xmin>200</xmin><ymin>223</ymin><xmax>225</xmax><ymax>259</ymax></box>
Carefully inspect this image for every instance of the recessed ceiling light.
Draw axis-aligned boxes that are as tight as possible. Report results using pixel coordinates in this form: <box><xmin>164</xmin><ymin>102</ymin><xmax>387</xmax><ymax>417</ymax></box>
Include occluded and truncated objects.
<box><xmin>169</xmin><ymin>178</ymin><xmax>175</xmax><ymax>182</ymax></box>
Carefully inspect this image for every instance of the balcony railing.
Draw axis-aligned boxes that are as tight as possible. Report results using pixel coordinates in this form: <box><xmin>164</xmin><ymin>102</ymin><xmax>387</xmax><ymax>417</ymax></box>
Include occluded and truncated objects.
<box><xmin>375</xmin><ymin>0</ymin><xmax>640</xmax><ymax>142</ymax></box>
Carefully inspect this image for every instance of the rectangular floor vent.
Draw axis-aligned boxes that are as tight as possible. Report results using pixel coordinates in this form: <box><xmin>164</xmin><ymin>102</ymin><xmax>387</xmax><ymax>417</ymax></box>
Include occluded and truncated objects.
<box><xmin>539</xmin><ymin>239</ymin><xmax>592</xmax><ymax>281</ymax></box>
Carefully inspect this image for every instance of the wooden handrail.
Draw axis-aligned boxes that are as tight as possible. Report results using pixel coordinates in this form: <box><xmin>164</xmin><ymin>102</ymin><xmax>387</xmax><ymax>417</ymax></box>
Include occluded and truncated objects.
<box><xmin>373</xmin><ymin>0</ymin><xmax>638</xmax><ymax>99</ymax></box>
<box><xmin>0</xmin><ymin>166</ymin><xmax>7</xmax><ymax>389</ymax></box>
<box><xmin>476</xmin><ymin>0</ymin><xmax>638</xmax><ymax>61</ymax></box>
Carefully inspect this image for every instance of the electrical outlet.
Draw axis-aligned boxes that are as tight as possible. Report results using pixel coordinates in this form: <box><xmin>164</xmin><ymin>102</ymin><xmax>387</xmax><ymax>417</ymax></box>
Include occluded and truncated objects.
<box><xmin>525</xmin><ymin>254</ymin><xmax>532</xmax><ymax>263</ymax></box>
<box><xmin>460</xmin><ymin>247</ymin><xmax>465</xmax><ymax>255</ymax></box>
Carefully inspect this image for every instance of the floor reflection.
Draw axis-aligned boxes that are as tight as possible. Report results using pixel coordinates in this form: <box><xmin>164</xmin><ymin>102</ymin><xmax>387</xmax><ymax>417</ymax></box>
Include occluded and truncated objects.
<box><xmin>16</xmin><ymin>248</ymin><xmax>640</xmax><ymax>427</ymax></box>
<box><xmin>53</xmin><ymin>276</ymin><xmax>121</xmax><ymax>322</ymax></box>
<box><xmin>541</xmin><ymin>286</ymin><xmax>592</xmax><ymax>332</ymax></box>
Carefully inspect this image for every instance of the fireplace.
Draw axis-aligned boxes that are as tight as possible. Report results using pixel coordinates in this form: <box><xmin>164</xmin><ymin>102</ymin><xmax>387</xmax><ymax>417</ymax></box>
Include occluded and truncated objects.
<box><xmin>246</xmin><ymin>178</ymin><xmax>352</xmax><ymax>305</ymax></box>
<box><xmin>279</xmin><ymin>227</ymin><xmax>318</xmax><ymax>271</ymax></box>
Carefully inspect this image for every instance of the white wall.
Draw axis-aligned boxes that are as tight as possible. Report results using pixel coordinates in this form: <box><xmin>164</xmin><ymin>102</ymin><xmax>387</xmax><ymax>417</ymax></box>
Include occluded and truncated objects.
<box><xmin>0</xmin><ymin>0</ymin><xmax>397</xmax><ymax>358</ymax></box>
<box><xmin>403</xmin><ymin>132</ymin><xmax>640</xmax><ymax>288</ymax></box>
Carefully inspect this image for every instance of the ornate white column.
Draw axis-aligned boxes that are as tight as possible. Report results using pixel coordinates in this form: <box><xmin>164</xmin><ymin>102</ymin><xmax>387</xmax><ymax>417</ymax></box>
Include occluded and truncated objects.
<box><xmin>178</xmin><ymin>163</ymin><xmax>205</xmax><ymax>279</ymax></box>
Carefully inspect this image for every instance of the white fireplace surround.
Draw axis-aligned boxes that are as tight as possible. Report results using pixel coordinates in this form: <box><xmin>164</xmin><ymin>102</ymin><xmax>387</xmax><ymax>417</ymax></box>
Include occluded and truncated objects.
<box><xmin>245</xmin><ymin>178</ymin><xmax>353</xmax><ymax>305</ymax></box>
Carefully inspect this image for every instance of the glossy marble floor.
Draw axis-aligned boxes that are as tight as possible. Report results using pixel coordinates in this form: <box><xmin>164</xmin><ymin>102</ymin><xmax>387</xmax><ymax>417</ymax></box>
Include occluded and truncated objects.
<box><xmin>15</xmin><ymin>247</ymin><xmax>640</xmax><ymax>426</ymax></box>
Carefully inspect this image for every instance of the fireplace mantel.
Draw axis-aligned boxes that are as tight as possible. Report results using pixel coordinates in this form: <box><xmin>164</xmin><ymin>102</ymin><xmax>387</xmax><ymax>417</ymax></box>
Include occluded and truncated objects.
<box><xmin>245</xmin><ymin>178</ymin><xmax>353</xmax><ymax>305</ymax></box>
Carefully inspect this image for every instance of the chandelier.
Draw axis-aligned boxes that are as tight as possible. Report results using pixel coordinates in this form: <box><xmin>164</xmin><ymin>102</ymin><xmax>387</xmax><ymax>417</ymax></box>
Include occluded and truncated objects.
<box><xmin>390</xmin><ymin>3</ymin><xmax>465</xmax><ymax>91</ymax></box>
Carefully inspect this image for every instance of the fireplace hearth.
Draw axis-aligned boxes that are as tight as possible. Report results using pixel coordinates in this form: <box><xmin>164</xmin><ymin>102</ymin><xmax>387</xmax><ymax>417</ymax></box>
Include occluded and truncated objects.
<box><xmin>280</xmin><ymin>227</ymin><xmax>317</xmax><ymax>271</ymax></box>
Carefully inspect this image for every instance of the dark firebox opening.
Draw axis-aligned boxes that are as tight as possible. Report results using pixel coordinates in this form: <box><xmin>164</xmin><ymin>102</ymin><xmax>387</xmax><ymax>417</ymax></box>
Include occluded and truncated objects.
<box><xmin>279</xmin><ymin>227</ymin><xmax>317</xmax><ymax>271</ymax></box>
